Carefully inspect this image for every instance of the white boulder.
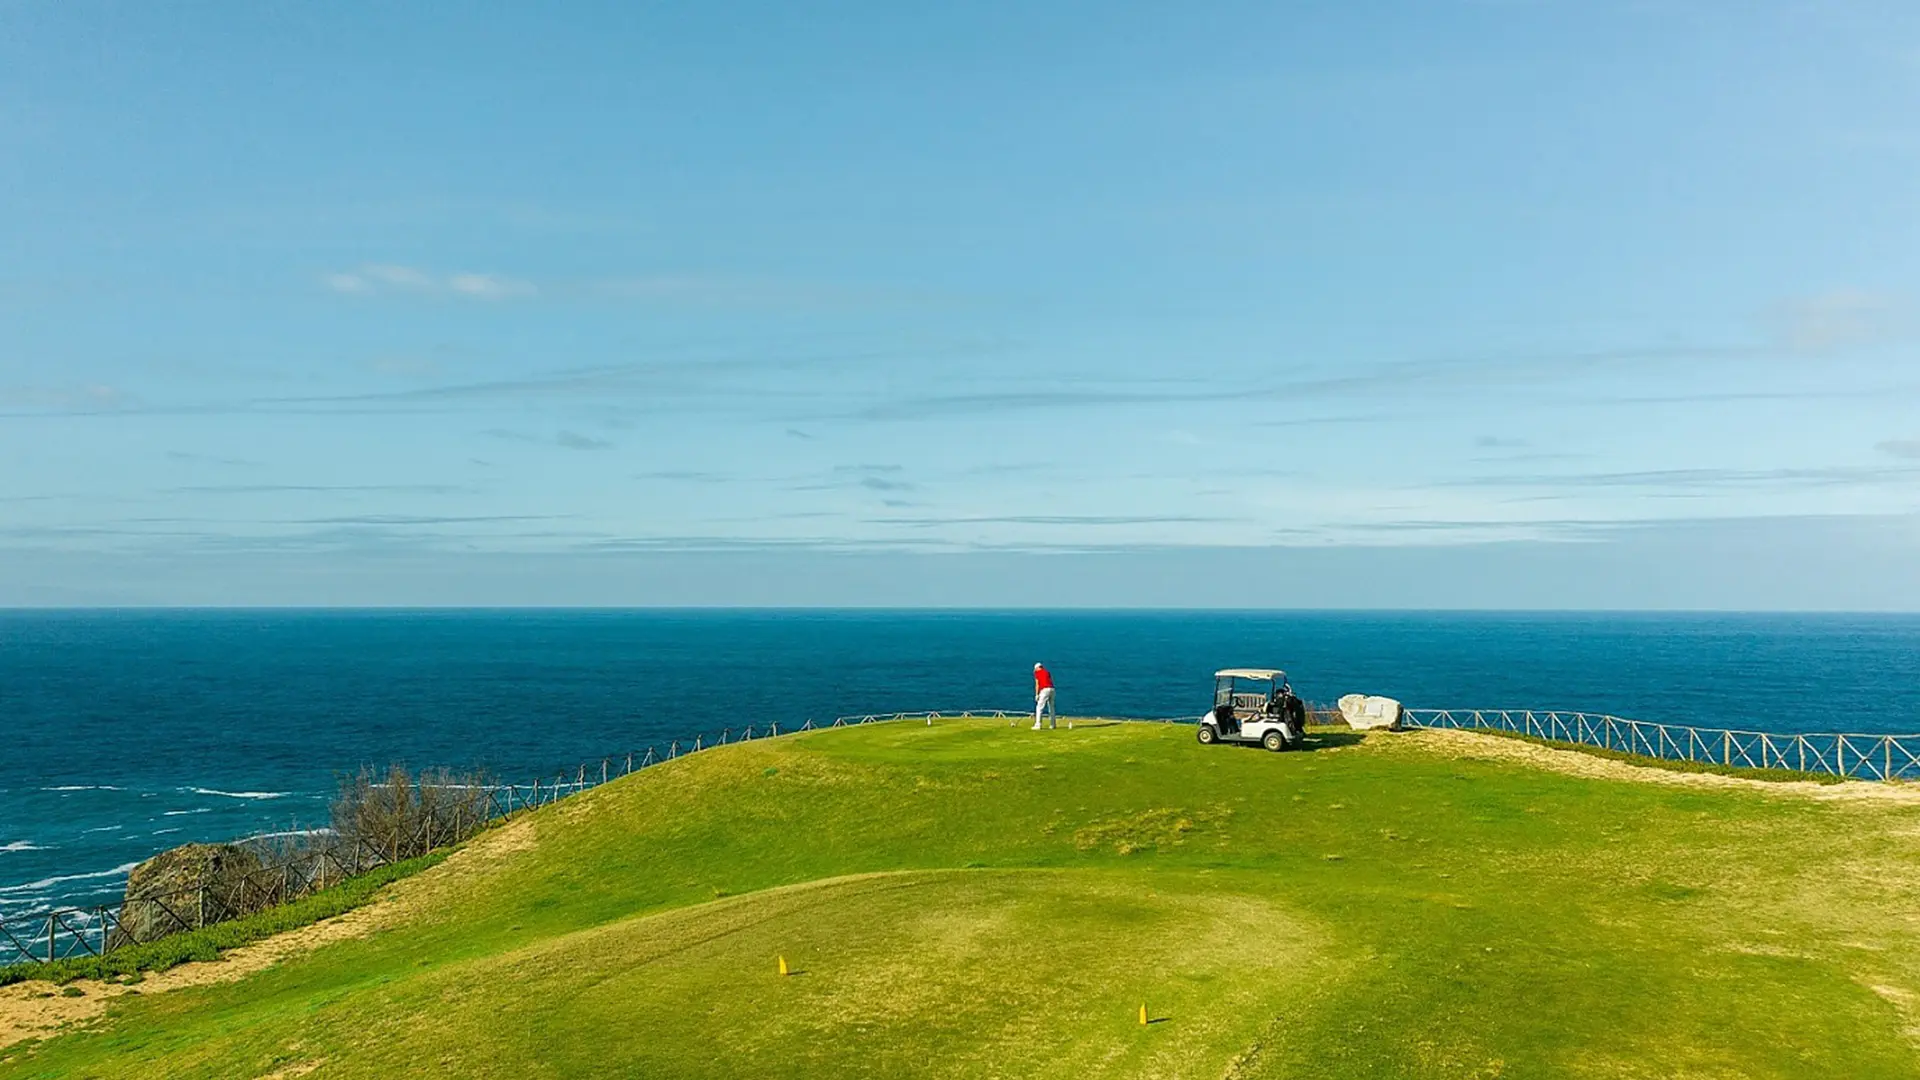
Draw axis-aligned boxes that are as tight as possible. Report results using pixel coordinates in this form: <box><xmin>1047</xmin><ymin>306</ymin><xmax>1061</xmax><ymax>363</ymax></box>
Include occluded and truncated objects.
<box><xmin>1338</xmin><ymin>694</ymin><xmax>1403</xmax><ymax>731</ymax></box>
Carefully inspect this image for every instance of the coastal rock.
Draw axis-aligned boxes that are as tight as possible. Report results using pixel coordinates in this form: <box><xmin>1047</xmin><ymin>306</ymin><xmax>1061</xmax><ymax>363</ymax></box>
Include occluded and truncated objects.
<box><xmin>108</xmin><ymin>843</ymin><xmax>265</xmax><ymax>948</ymax></box>
<box><xmin>1338</xmin><ymin>694</ymin><xmax>1404</xmax><ymax>731</ymax></box>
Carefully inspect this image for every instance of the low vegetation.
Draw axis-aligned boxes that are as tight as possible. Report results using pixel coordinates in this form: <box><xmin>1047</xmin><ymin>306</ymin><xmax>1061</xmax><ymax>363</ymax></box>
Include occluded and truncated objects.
<box><xmin>3</xmin><ymin>720</ymin><xmax>1917</xmax><ymax>1078</ymax></box>
<box><xmin>0</xmin><ymin>855</ymin><xmax>443</xmax><ymax>988</ymax></box>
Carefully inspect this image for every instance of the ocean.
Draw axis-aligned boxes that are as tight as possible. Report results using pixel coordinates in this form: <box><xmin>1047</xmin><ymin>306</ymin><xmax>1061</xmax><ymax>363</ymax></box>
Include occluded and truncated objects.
<box><xmin>3</xmin><ymin>609</ymin><xmax>1918</xmax><ymax>923</ymax></box>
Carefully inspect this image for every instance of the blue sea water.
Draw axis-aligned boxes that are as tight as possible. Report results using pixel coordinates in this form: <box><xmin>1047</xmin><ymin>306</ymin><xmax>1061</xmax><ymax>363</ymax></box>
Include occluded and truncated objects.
<box><xmin>3</xmin><ymin>609</ymin><xmax>1918</xmax><ymax>924</ymax></box>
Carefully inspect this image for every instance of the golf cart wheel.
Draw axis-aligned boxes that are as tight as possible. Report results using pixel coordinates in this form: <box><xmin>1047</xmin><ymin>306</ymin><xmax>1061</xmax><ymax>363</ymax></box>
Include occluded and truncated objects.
<box><xmin>1197</xmin><ymin>724</ymin><xmax>1218</xmax><ymax>745</ymax></box>
<box><xmin>1262</xmin><ymin>730</ymin><xmax>1286</xmax><ymax>752</ymax></box>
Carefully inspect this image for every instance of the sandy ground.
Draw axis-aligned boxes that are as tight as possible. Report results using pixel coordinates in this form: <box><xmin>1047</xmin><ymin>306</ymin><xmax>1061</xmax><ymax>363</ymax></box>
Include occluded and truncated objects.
<box><xmin>1389</xmin><ymin>726</ymin><xmax>1920</xmax><ymax>805</ymax></box>
<box><xmin>0</xmin><ymin>816</ymin><xmax>539</xmax><ymax>1052</ymax></box>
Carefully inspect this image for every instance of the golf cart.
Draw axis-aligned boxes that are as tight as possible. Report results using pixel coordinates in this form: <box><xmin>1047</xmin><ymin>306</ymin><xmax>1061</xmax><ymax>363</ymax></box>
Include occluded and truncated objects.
<box><xmin>1197</xmin><ymin>669</ymin><xmax>1307</xmax><ymax>751</ymax></box>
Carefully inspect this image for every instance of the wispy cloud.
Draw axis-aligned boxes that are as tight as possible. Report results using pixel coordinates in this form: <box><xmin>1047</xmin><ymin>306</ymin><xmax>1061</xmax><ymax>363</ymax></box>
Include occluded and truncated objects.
<box><xmin>555</xmin><ymin>431</ymin><xmax>614</xmax><ymax>451</ymax></box>
<box><xmin>290</xmin><ymin>514</ymin><xmax>572</xmax><ymax>526</ymax></box>
<box><xmin>485</xmin><ymin>428</ymin><xmax>616</xmax><ymax>451</ymax></box>
<box><xmin>871</xmin><ymin>514</ymin><xmax>1234</xmax><ymax>527</ymax></box>
<box><xmin>1771</xmin><ymin>290</ymin><xmax>1909</xmax><ymax>352</ymax></box>
<box><xmin>633</xmin><ymin>470</ymin><xmax>731</xmax><ymax>482</ymax></box>
<box><xmin>168</xmin><ymin>483</ymin><xmax>474</xmax><ymax>496</ymax></box>
<box><xmin>1448</xmin><ymin>463</ymin><xmax>1920</xmax><ymax>492</ymax></box>
<box><xmin>0</xmin><ymin>384</ymin><xmax>130</xmax><ymax>410</ymax></box>
<box><xmin>834</xmin><ymin>343</ymin><xmax>1764</xmax><ymax>424</ymax></box>
<box><xmin>1876</xmin><ymin>439</ymin><xmax>1920</xmax><ymax>460</ymax></box>
<box><xmin>325</xmin><ymin>264</ymin><xmax>536</xmax><ymax>300</ymax></box>
<box><xmin>165</xmin><ymin>451</ymin><xmax>260</xmax><ymax>468</ymax></box>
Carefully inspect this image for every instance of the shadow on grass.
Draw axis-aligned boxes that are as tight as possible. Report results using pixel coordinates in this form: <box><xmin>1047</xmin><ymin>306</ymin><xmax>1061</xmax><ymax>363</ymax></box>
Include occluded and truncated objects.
<box><xmin>1301</xmin><ymin>731</ymin><xmax>1367</xmax><ymax>751</ymax></box>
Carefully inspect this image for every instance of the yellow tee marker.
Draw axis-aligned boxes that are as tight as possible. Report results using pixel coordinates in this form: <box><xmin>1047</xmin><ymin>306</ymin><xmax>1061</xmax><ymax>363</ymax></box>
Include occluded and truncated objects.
<box><xmin>1138</xmin><ymin>1003</ymin><xmax>1148</xmax><ymax>1026</ymax></box>
<box><xmin>778</xmin><ymin>955</ymin><xmax>790</xmax><ymax>976</ymax></box>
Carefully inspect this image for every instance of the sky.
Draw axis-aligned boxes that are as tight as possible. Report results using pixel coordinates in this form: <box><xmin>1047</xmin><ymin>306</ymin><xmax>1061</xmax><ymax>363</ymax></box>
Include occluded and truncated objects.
<box><xmin>2</xmin><ymin>1</ymin><xmax>1918</xmax><ymax>608</ymax></box>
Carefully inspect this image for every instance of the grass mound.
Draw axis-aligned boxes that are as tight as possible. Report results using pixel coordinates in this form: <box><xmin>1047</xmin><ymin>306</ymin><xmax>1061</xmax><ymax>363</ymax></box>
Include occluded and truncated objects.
<box><xmin>4</xmin><ymin>721</ymin><xmax>1918</xmax><ymax>1079</ymax></box>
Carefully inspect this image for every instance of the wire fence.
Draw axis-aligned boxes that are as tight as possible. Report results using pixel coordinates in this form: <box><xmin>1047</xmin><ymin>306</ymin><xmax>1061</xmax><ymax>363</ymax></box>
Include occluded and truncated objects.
<box><xmin>1401</xmin><ymin>709</ymin><xmax>1920</xmax><ymax>782</ymax></box>
<box><xmin>0</xmin><ymin>709</ymin><xmax>1038</xmax><ymax>969</ymax></box>
<box><xmin>12</xmin><ymin>705</ymin><xmax>1914</xmax><ymax>969</ymax></box>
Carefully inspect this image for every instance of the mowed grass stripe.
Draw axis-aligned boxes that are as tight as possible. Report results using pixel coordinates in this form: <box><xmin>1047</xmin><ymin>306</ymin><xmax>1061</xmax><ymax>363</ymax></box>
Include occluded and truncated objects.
<box><xmin>3</xmin><ymin>721</ymin><xmax>1917</xmax><ymax>1078</ymax></box>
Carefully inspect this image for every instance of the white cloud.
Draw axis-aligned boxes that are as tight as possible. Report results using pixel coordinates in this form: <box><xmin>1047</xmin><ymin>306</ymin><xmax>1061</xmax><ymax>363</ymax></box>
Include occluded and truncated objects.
<box><xmin>1772</xmin><ymin>290</ymin><xmax>1908</xmax><ymax>352</ymax></box>
<box><xmin>324</xmin><ymin>264</ymin><xmax>535</xmax><ymax>300</ymax></box>
<box><xmin>447</xmin><ymin>273</ymin><xmax>535</xmax><ymax>300</ymax></box>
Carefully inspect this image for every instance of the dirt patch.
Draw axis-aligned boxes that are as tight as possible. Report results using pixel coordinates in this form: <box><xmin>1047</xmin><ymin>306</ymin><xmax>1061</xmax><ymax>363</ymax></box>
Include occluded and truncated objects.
<box><xmin>0</xmin><ymin>907</ymin><xmax>379</xmax><ymax>1050</ymax></box>
<box><xmin>0</xmin><ymin>815</ymin><xmax>543</xmax><ymax>1051</ymax></box>
<box><xmin>1390</xmin><ymin>728</ymin><xmax>1920</xmax><ymax>806</ymax></box>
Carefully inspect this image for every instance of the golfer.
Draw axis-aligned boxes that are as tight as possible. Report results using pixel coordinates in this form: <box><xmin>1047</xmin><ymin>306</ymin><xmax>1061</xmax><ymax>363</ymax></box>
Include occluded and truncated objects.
<box><xmin>1032</xmin><ymin>662</ymin><xmax>1057</xmax><ymax>730</ymax></box>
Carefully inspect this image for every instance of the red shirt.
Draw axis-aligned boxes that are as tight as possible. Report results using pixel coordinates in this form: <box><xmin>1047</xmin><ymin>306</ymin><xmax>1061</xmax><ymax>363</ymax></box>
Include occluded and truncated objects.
<box><xmin>1034</xmin><ymin>667</ymin><xmax>1053</xmax><ymax>691</ymax></box>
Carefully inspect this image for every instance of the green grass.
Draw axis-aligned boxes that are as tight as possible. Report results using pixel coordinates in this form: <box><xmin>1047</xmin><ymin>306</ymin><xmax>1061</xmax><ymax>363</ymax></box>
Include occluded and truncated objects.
<box><xmin>0</xmin><ymin>854</ymin><xmax>445</xmax><ymax>988</ymax></box>
<box><xmin>4</xmin><ymin>720</ymin><xmax>1918</xmax><ymax>1079</ymax></box>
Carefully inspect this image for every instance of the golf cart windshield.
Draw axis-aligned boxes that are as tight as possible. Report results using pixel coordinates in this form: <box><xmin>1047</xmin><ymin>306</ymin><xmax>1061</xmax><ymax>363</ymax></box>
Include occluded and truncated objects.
<box><xmin>1213</xmin><ymin>672</ymin><xmax>1274</xmax><ymax>707</ymax></box>
<box><xmin>1214</xmin><ymin>673</ymin><xmax>1284</xmax><ymax>711</ymax></box>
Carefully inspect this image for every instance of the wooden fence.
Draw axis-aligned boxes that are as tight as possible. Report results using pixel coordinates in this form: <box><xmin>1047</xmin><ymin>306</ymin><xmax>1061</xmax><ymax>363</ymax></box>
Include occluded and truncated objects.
<box><xmin>0</xmin><ymin>709</ymin><xmax>1029</xmax><ymax>968</ymax></box>
<box><xmin>1400</xmin><ymin>709</ymin><xmax>1920</xmax><ymax>782</ymax></box>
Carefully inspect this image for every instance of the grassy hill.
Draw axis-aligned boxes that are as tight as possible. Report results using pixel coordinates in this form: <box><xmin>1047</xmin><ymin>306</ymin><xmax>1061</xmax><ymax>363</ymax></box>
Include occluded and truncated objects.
<box><xmin>3</xmin><ymin>719</ymin><xmax>1918</xmax><ymax>1079</ymax></box>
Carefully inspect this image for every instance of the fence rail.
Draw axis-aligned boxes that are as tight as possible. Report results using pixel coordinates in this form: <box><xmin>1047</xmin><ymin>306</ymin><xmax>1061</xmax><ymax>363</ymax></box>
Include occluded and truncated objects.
<box><xmin>0</xmin><ymin>709</ymin><xmax>1039</xmax><ymax>968</ymax></box>
<box><xmin>14</xmin><ymin>705</ymin><xmax>1912</xmax><ymax>969</ymax></box>
<box><xmin>1401</xmin><ymin>709</ymin><xmax>1920</xmax><ymax>783</ymax></box>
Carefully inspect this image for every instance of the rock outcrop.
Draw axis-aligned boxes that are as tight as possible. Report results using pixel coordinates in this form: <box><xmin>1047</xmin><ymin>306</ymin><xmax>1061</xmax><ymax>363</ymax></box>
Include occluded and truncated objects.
<box><xmin>1338</xmin><ymin>694</ymin><xmax>1404</xmax><ymax>731</ymax></box>
<box><xmin>107</xmin><ymin>843</ymin><xmax>265</xmax><ymax>948</ymax></box>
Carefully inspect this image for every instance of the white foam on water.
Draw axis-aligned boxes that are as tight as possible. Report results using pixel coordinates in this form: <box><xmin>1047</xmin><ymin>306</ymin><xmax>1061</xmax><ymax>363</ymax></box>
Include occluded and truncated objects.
<box><xmin>161</xmin><ymin>808</ymin><xmax>213</xmax><ymax>816</ymax></box>
<box><xmin>0</xmin><ymin>842</ymin><xmax>46</xmax><ymax>853</ymax></box>
<box><xmin>151</xmin><ymin>828</ymin><xmax>182</xmax><ymax>836</ymax></box>
<box><xmin>40</xmin><ymin>785</ymin><xmax>124</xmax><ymax>793</ymax></box>
<box><xmin>81</xmin><ymin>824</ymin><xmax>123</xmax><ymax>834</ymax></box>
<box><xmin>185</xmin><ymin>788</ymin><xmax>291</xmax><ymax>800</ymax></box>
<box><xmin>0</xmin><ymin>862</ymin><xmax>140</xmax><ymax>895</ymax></box>
<box><xmin>244</xmin><ymin>828</ymin><xmax>334</xmax><ymax>840</ymax></box>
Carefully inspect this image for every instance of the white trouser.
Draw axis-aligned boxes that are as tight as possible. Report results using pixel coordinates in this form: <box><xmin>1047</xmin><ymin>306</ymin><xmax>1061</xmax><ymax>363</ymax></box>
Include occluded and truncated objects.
<box><xmin>1033</xmin><ymin>687</ymin><xmax>1056</xmax><ymax>728</ymax></box>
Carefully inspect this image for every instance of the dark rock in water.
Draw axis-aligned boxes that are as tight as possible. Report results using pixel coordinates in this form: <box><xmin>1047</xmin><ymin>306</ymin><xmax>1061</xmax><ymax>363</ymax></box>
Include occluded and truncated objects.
<box><xmin>108</xmin><ymin>843</ymin><xmax>265</xmax><ymax>948</ymax></box>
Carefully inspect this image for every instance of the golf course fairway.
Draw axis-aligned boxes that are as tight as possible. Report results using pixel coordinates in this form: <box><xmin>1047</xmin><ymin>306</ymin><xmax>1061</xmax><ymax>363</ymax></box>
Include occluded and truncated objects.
<box><xmin>3</xmin><ymin>719</ymin><xmax>1918</xmax><ymax>1078</ymax></box>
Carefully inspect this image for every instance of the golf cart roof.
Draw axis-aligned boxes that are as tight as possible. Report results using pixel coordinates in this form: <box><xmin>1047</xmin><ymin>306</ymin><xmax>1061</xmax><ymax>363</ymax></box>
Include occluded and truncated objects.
<box><xmin>1215</xmin><ymin>668</ymin><xmax>1286</xmax><ymax>681</ymax></box>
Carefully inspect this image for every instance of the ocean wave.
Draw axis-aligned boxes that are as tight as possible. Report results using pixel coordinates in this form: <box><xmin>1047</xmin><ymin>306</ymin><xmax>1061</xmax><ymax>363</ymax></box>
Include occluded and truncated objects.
<box><xmin>81</xmin><ymin>824</ymin><xmax>123</xmax><ymax>834</ymax></box>
<box><xmin>41</xmin><ymin>785</ymin><xmax>125</xmax><ymax>793</ymax></box>
<box><xmin>0</xmin><ymin>841</ymin><xmax>47</xmax><ymax>853</ymax></box>
<box><xmin>244</xmin><ymin>828</ymin><xmax>335</xmax><ymax>841</ymax></box>
<box><xmin>151</xmin><ymin>828</ymin><xmax>182</xmax><ymax>836</ymax></box>
<box><xmin>161</xmin><ymin>808</ymin><xmax>214</xmax><ymax>816</ymax></box>
<box><xmin>185</xmin><ymin>788</ymin><xmax>291</xmax><ymax>800</ymax></box>
<box><xmin>0</xmin><ymin>862</ymin><xmax>140</xmax><ymax>895</ymax></box>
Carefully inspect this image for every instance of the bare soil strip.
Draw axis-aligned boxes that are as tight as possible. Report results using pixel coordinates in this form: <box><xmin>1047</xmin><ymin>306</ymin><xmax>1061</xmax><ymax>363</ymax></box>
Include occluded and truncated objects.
<box><xmin>1392</xmin><ymin>727</ymin><xmax>1920</xmax><ymax>805</ymax></box>
<box><xmin>0</xmin><ymin>816</ymin><xmax>539</xmax><ymax>1051</ymax></box>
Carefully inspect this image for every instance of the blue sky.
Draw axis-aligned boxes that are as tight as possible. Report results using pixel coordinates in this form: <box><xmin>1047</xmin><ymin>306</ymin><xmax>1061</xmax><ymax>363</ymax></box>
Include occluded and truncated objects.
<box><xmin>3</xmin><ymin>1</ymin><xmax>1918</xmax><ymax>607</ymax></box>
